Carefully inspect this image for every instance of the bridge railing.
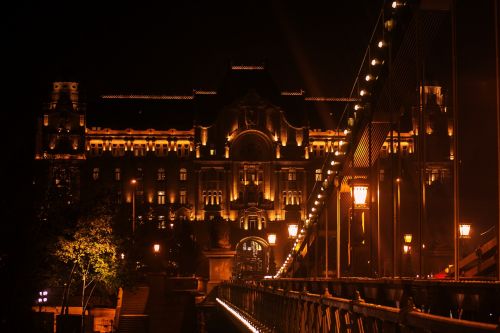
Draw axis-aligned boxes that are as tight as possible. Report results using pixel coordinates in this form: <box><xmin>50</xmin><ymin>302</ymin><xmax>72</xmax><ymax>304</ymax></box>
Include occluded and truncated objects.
<box><xmin>218</xmin><ymin>281</ymin><xmax>498</xmax><ymax>333</ymax></box>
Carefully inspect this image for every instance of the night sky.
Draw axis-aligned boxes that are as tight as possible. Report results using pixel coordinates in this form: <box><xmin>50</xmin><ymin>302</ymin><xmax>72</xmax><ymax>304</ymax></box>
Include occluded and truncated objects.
<box><xmin>4</xmin><ymin>0</ymin><xmax>499</xmax><ymax>245</ymax></box>
<box><xmin>1</xmin><ymin>0</ymin><xmax>498</xmax><ymax>322</ymax></box>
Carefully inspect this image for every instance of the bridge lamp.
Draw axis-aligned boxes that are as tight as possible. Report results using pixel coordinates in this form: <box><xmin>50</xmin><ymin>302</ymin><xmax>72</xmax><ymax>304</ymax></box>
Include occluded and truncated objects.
<box><xmin>354</xmin><ymin>104</ymin><xmax>363</xmax><ymax>111</ymax></box>
<box><xmin>267</xmin><ymin>233</ymin><xmax>277</xmax><ymax>246</ymax></box>
<box><xmin>392</xmin><ymin>1</ymin><xmax>404</xmax><ymax>9</ymax></box>
<box><xmin>288</xmin><ymin>223</ymin><xmax>298</xmax><ymax>238</ymax></box>
<box><xmin>459</xmin><ymin>223</ymin><xmax>471</xmax><ymax>239</ymax></box>
<box><xmin>403</xmin><ymin>244</ymin><xmax>412</xmax><ymax>255</ymax></box>
<box><xmin>370</xmin><ymin>58</ymin><xmax>382</xmax><ymax>66</ymax></box>
<box><xmin>359</xmin><ymin>89</ymin><xmax>369</xmax><ymax>97</ymax></box>
<box><xmin>153</xmin><ymin>243</ymin><xmax>160</xmax><ymax>253</ymax></box>
<box><xmin>377</xmin><ymin>40</ymin><xmax>386</xmax><ymax>48</ymax></box>
<box><xmin>404</xmin><ymin>233</ymin><xmax>413</xmax><ymax>244</ymax></box>
<box><xmin>365</xmin><ymin>74</ymin><xmax>376</xmax><ymax>82</ymax></box>
<box><xmin>349</xmin><ymin>179</ymin><xmax>369</xmax><ymax>208</ymax></box>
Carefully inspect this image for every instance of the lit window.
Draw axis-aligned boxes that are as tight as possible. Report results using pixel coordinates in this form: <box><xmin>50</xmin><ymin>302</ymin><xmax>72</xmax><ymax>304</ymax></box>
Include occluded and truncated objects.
<box><xmin>288</xmin><ymin>168</ymin><xmax>296</xmax><ymax>181</ymax></box>
<box><xmin>158</xmin><ymin>216</ymin><xmax>166</xmax><ymax>229</ymax></box>
<box><xmin>79</xmin><ymin>115</ymin><xmax>85</xmax><ymax>127</ymax></box>
<box><xmin>114</xmin><ymin>168</ymin><xmax>121</xmax><ymax>181</ymax></box>
<box><xmin>157</xmin><ymin>168</ymin><xmax>165</xmax><ymax>181</ymax></box>
<box><xmin>315</xmin><ymin>169</ymin><xmax>322</xmax><ymax>181</ymax></box>
<box><xmin>282</xmin><ymin>191</ymin><xmax>287</xmax><ymax>205</ymax></box>
<box><xmin>158</xmin><ymin>191</ymin><xmax>165</xmax><ymax>205</ymax></box>
<box><xmin>43</xmin><ymin>115</ymin><xmax>49</xmax><ymax>126</ymax></box>
<box><xmin>179</xmin><ymin>190</ymin><xmax>187</xmax><ymax>204</ymax></box>
<box><xmin>180</xmin><ymin>168</ymin><xmax>187</xmax><ymax>181</ymax></box>
<box><xmin>218</xmin><ymin>191</ymin><xmax>222</xmax><ymax>205</ymax></box>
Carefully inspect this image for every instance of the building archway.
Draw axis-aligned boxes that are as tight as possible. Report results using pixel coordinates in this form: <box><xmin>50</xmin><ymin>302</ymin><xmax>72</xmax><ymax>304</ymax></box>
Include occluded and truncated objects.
<box><xmin>233</xmin><ymin>236</ymin><xmax>270</xmax><ymax>279</ymax></box>
<box><xmin>230</xmin><ymin>130</ymin><xmax>273</xmax><ymax>161</ymax></box>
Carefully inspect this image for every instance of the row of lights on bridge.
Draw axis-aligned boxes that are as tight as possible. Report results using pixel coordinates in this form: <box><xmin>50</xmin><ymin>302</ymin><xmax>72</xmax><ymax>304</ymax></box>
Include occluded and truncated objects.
<box><xmin>274</xmin><ymin>0</ymin><xmax>406</xmax><ymax>279</ymax></box>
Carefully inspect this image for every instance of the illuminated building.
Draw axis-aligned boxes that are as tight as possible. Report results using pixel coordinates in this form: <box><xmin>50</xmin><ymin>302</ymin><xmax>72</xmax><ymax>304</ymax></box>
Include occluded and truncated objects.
<box><xmin>34</xmin><ymin>65</ymin><xmax>453</xmax><ymax>278</ymax></box>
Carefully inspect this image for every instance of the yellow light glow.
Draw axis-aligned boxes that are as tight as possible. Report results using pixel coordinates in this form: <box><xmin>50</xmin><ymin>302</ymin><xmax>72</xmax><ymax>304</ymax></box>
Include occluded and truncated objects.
<box><xmin>404</xmin><ymin>233</ymin><xmax>412</xmax><ymax>243</ymax></box>
<box><xmin>352</xmin><ymin>183</ymin><xmax>368</xmax><ymax>207</ymax></box>
<box><xmin>201</xmin><ymin>128</ymin><xmax>208</xmax><ymax>146</ymax></box>
<box><xmin>288</xmin><ymin>224</ymin><xmax>298</xmax><ymax>238</ymax></box>
<box><xmin>459</xmin><ymin>223</ymin><xmax>471</xmax><ymax>238</ymax></box>
<box><xmin>403</xmin><ymin>244</ymin><xmax>411</xmax><ymax>254</ymax></box>
<box><xmin>267</xmin><ymin>233</ymin><xmax>277</xmax><ymax>245</ymax></box>
<box><xmin>153</xmin><ymin>244</ymin><xmax>160</xmax><ymax>253</ymax></box>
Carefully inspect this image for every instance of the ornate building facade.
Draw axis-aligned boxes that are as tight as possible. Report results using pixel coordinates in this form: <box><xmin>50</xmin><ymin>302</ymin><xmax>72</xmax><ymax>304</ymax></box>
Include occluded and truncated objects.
<box><xmin>34</xmin><ymin>65</ymin><xmax>454</xmax><ymax>279</ymax></box>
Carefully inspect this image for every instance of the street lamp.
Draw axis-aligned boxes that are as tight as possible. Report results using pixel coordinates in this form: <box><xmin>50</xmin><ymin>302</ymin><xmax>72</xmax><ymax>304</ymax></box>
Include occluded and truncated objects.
<box><xmin>131</xmin><ymin>179</ymin><xmax>137</xmax><ymax>235</ymax></box>
<box><xmin>348</xmin><ymin>178</ymin><xmax>370</xmax><ymax>274</ymax></box>
<box><xmin>287</xmin><ymin>223</ymin><xmax>298</xmax><ymax>238</ymax></box>
<box><xmin>267</xmin><ymin>233</ymin><xmax>277</xmax><ymax>275</ymax></box>
<box><xmin>404</xmin><ymin>233</ymin><xmax>413</xmax><ymax>244</ymax></box>
<box><xmin>459</xmin><ymin>223</ymin><xmax>471</xmax><ymax>239</ymax></box>
<box><xmin>153</xmin><ymin>243</ymin><xmax>160</xmax><ymax>254</ymax></box>
<box><xmin>37</xmin><ymin>290</ymin><xmax>48</xmax><ymax>312</ymax></box>
<box><xmin>458</xmin><ymin>223</ymin><xmax>472</xmax><ymax>274</ymax></box>
<box><xmin>350</xmin><ymin>179</ymin><xmax>369</xmax><ymax>208</ymax></box>
<box><xmin>267</xmin><ymin>233</ymin><xmax>277</xmax><ymax>246</ymax></box>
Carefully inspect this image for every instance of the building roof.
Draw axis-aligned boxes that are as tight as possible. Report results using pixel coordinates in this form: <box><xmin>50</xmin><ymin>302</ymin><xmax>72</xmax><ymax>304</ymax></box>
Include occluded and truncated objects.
<box><xmin>85</xmin><ymin>65</ymin><xmax>350</xmax><ymax>131</ymax></box>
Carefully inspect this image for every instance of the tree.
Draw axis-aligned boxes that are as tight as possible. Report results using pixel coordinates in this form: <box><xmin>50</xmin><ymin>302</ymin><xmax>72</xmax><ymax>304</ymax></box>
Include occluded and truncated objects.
<box><xmin>55</xmin><ymin>214</ymin><xmax>120</xmax><ymax>332</ymax></box>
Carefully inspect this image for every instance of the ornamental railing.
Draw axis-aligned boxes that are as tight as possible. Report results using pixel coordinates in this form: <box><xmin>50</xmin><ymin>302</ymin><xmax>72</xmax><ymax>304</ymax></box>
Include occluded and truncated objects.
<box><xmin>218</xmin><ymin>281</ymin><xmax>498</xmax><ymax>333</ymax></box>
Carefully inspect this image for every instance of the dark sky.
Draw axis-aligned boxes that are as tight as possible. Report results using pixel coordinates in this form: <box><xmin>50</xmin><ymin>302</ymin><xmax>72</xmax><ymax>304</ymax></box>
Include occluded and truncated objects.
<box><xmin>6</xmin><ymin>0</ymin><xmax>381</xmax><ymax>97</ymax></box>
<box><xmin>3</xmin><ymin>0</ymin><xmax>499</xmax><ymax>240</ymax></box>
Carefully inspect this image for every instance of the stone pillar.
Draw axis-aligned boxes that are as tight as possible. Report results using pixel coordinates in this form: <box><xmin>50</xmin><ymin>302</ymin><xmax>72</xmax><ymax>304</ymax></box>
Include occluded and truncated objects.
<box><xmin>203</xmin><ymin>250</ymin><xmax>236</xmax><ymax>295</ymax></box>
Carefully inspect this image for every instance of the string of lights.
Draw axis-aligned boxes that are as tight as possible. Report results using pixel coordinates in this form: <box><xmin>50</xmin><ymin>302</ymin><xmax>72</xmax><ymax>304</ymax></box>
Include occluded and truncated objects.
<box><xmin>274</xmin><ymin>0</ymin><xmax>407</xmax><ymax>278</ymax></box>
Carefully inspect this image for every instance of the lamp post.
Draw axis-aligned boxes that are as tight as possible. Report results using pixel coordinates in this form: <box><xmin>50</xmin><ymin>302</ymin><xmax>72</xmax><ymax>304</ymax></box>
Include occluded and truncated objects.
<box><xmin>349</xmin><ymin>178</ymin><xmax>369</xmax><ymax>275</ymax></box>
<box><xmin>458</xmin><ymin>223</ymin><xmax>471</xmax><ymax>276</ymax></box>
<box><xmin>37</xmin><ymin>290</ymin><xmax>48</xmax><ymax>312</ymax></box>
<box><xmin>131</xmin><ymin>179</ymin><xmax>137</xmax><ymax>236</ymax></box>
<box><xmin>287</xmin><ymin>223</ymin><xmax>298</xmax><ymax>239</ymax></box>
<box><xmin>267</xmin><ymin>233</ymin><xmax>277</xmax><ymax>275</ymax></box>
<box><xmin>403</xmin><ymin>234</ymin><xmax>412</xmax><ymax>276</ymax></box>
